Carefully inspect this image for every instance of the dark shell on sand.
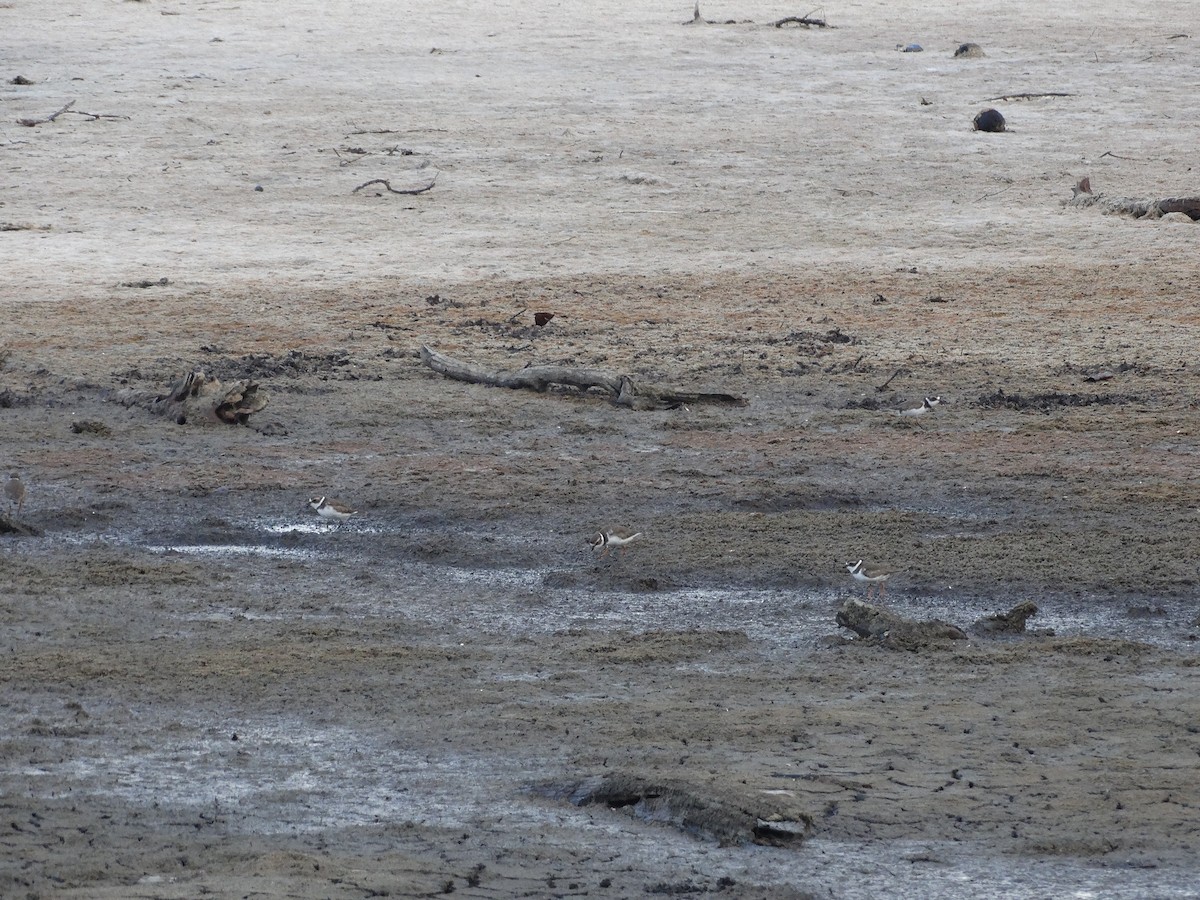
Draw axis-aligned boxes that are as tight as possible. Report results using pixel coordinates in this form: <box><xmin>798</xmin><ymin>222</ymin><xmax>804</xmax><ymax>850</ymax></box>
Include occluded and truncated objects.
<box><xmin>954</xmin><ymin>42</ymin><xmax>985</xmax><ymax>58</ymax></box>
<box><xmin>973</xmin><ymin>108</ymin><xmax>1006</xmax><ymax>132</ymax></box>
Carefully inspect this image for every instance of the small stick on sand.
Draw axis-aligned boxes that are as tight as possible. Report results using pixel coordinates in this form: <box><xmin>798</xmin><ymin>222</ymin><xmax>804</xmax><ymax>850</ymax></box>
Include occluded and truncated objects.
<box><xmin>65</xmin><ymin>108</ymin><xmax>129</xmax><ymax>121</ymax></box>
<box><xmin>875</xmin><ymin>368</ymin><xmax>906</xmax><ymax>392</ymax></box>
<box><xmin>773</xmin><ymin>13</ymin><xmax>830</xmax><ymax>28</ymax></box>
<box><xmin>981</xmin><ymin>91</ymin><xmax>1074</xmax><ymax>102</ymax></box>
<box><xmin>352</xmin><ymin>173</ymin><xmax>439</xmax><ymax>195</ymax></box>
<box><xmin>16</xmin><ymin>99</ymin><xmax>75</xmax><ymax>127</ymax></box>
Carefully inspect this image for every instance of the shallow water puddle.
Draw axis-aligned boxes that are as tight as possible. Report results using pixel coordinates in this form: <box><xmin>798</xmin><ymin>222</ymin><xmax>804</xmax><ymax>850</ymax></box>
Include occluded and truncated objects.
<box><xmin>389</xmin><ymin>561</ymin><xmax>1198</xmax><ymax>651</ymax></box>
<box><xmin>24</xmin><ymin>715</ymin><xmax>571</xmax><ymax>834</ymax></box>
<box><xmin>30</xmin><ymin>525</ymin><xmax>1195</xmax><ymax>650</ymax></box>
<box><xmin>145</xmin><ymin>543</ymin><xmax>321</xmax><ymax>561</ymax></box>
<box><xmin>260</xmin><ymin>520</ymin><xmax>388</xmax><ymax>536</ymax></box>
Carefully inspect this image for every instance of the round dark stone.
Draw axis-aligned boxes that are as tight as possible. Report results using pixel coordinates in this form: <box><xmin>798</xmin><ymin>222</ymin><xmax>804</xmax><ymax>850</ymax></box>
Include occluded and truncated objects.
<box><xmin>973</xmin><ymin>108</ymin><xmax>1006</xmax><ymax>132</ymax></box>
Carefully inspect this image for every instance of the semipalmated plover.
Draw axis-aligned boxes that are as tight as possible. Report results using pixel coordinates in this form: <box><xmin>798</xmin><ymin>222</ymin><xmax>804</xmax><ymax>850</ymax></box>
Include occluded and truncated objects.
<box><xmin>308</xmin><ymin>496</ymin><xmax>356</xmax><ymax>522</ymax></box>
<box><xmin>4</xmin><ymin>473</ymin><xmax>26</xmax><ymax>515</ymax></box>
<box><xmin>846</xmin><ymin>559</ymin><xmax>894</xmax><ymax>600</ymax></box>
<box><xmin>900</xmin><ymin>396</ymin><xmax>942</xmax><ymax>416</ymax></box>
<box><xmin>588</xmin><ymin>527</ymin><xmax>643</xmax><ymax>559</ymax></box>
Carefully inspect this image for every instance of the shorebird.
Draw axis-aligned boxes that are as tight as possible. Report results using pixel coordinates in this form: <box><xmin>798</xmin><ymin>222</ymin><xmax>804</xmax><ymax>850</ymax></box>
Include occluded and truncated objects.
<box><xmin>4</xmin><ymin>473</ymin><xmax>25</xmax><ymax>515</ymax></box>
<box><xmin>308</xmin><ymin>496</ymin><xmax>356</xmax><ymax>522</ymax></box>
<box><xmin>900</xmin><ymin>396</ymin><xmax>942</xmax><ymax>417</ymax></box>
<box><xmin>846</xmin><ymin>559</ymin><xmax>894</xmax><ymax>600</ymax></box>
<box><xmin>588</xmin><ymin>528</ymin><xmax>643</xmax><ymax>559</ymax></box>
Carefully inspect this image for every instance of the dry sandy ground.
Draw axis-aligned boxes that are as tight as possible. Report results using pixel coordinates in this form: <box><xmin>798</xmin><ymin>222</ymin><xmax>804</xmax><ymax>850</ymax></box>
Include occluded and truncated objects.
<box><xmin>3</xmin><ymin>1</ymin><xmax>1200</xmax><ymax>898</ymax></box>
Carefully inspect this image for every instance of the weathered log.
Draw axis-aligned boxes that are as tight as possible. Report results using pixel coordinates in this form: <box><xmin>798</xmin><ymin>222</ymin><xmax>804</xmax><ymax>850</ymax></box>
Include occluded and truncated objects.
<box><xmin>151</xmin><ymin>370</ymin><xmax>269</xmax><ymax>425</ymax></box>
<box><xmin>1067</xmin><ymin>177</ymin><xmax>1200</xmax><ymax>220</ymax></box>
<box><xmin>0</xmin><ymin>512</ymin><xmax>42</xmax><ymax>537</ymax></box>
<box><xmin>541</xmin><ymin>772</ymin><xmax>814</xmax><ymax>847</ymax></box>
<box><xmin>419</xmin><ymin>345</ymin><xmax>748</xmax><ymax>410</ymax></box>
<box><xmin>836</xmin><ymin>598</ymin><xmax>968</xmax><ymax>649</ymax></box>
<box><xmin>835</xmin><ymin>597</ymin><xmax>906</xmax><ymax>638</ymax></box>
<box><xmin>773</xmin><ymin>15</ymin><xmax>829</xmax><ymax>28</ymax></box>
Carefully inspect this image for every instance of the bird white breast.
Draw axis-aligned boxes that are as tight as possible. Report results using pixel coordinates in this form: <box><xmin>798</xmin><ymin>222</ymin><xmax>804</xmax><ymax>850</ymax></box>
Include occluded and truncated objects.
<box><xmin>316</xmin><ymin>502</ymin><xmax>353</xmax><ymax>520</ymax></box>
<box><xmin>608</xmin><ymin>532</ymin><xmax>640</xmax><ymax>546</ymax></box>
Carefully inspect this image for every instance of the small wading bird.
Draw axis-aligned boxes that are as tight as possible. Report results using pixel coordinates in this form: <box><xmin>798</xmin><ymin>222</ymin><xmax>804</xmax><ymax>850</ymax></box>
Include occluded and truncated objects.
<box><xmin>846</xmin><ymin>559</ymin><xmax>894</xmax><ymax>600</ymax></box>
<box><xmin>308</xmin><ymin>496</ymin><xmax>357</xmax><ymax>522</ymax></box>
<box><xmin>588</xmin><ymin>527</ymin><xmax>643</xmax><ymax>559</ymax></box>
<box><xmin>5</xmin><ymin>473</ymin><xmax>26</xmax><ymax>515</ymax></box>
<box><xmin>900</xmin><ymin>396</ymin><xmax>942</xmax><ymax>417</ymax></box>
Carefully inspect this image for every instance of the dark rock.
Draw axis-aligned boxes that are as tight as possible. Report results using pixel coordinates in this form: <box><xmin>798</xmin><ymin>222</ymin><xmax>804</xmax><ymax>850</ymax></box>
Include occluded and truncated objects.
<box><xmin>973</xmin><ymin>600</ymin><xmax>1039</xmax><ymax>635</ymax></box>
<box><xmin>70</xmin><ymin>420</ymin><xmax>113</xmax><ymax>436</ymax></box>
<box><xmin>973</xmin><ymin>108</ymin><xmax>1006</xmax><ymax>132</ymax></box>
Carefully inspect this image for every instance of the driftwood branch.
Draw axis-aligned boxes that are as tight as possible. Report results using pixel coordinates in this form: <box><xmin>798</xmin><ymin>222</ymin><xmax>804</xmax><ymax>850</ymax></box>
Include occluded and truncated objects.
<box><xmin>838</xmin><ymin>597</ymin><xmax>1045</xmax><ymax>650</ymax></box>
<box><xmin>837</xmin><ymin>598</ymin><xmax>968</xmax><ymax>650</ymax></box>
<box><xmin>65</xmin><ymin>108</ymin><xmax>129</xmax><ymax>122</ymax></box>
<box><xmin>981</xmin><ymin>91</ymin><xmax>1074</xmax><ymax>102</ymax></box>
<box><xmin>683</xmin><ymin>2</ymin><xmax>829</xmax><ymax>27</ymax></box>
<box><xmin>16</xmin><ymin>100</ymin><xmax>128</xmax><ymax>126</ymax></box>
<box><xmin>420</xmin><ymin>344</ymin><xmax>747</xmax><ymax>410</ymax></box>
<box><xmin>16</xmin><ymin>99</ymin><xmax>75</xmax><ymax>127</ymax></box>
<box><xmin>352</xmin><ymin>173</ymin><xmax>438</xmax><ymax>195</ymax></box>
<box><xmin>554</xmin><ymin>772</ymin><xmax>813</xmax><ymax>847</ymax></box>
<box><xmin>774</xmin><ymin>14</ymin><xmax>829</xmax><ymax>28</ymax></box>
<box><xmin>1067</xmin><ymin>177</ymin><xmax>1199</xmax><ymax>221</ymax></box>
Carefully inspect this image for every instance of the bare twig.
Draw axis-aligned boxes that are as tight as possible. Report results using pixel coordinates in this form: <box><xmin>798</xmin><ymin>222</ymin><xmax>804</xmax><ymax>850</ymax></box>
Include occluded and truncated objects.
<box><xmin>333</xmin><ymin>147</ymin><xmax>369</xmax><ymax>167</ymax></box>
<box><xmin>352</xmin><ymin>173</ymin><xmax>439</xmax><ymax>195</ymax></box>
<box><xmin>1066</xmin><ymin>177</ymin><xmax>1200</xmax><ymax>220</ymax></box>
<box><xmin>16</xmin><ymin>99</ymin><xmax>75</xmax><ymax>127</ymax></box>
<box><xmin>975</xmin><ymin>185</ymin><xmax>1014</xmax><ymax>202</ymax></box>
<box><xmin>65</xmin><ymin>108</ymin><xmax>129</xmax><ymax>121</ymax></box>
<box><xmin>773</xmin><ymin>13</ymin><xmax>829</xmax><ymax>28</ymax></box>
<box><xmin>981</xmin><ymin>91</ymin><xmax>1074</xmax><ymax>102</ymax></box>
<box><xmin>875</xmin><ymin>368</ymin><xmax>905</xmax><ymax>392</ymax></box>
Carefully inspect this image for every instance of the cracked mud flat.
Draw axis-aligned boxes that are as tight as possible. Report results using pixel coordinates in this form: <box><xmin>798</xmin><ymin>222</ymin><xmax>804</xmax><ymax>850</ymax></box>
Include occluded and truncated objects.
<box><xmin>3</xmin><ymin>1</ymin><xmax>1200</xmax><ymax>898</ymax></box>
